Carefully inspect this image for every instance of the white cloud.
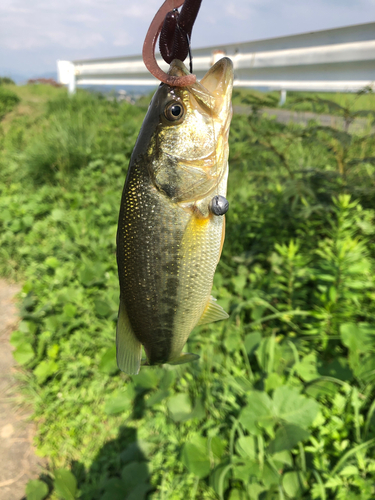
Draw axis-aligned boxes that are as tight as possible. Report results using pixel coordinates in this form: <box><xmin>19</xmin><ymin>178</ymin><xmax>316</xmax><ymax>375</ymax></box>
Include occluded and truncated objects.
<box><xmin>113</xmin><ymin>33</ymin><xmax>133</xmax><ymax>47</ymax></box>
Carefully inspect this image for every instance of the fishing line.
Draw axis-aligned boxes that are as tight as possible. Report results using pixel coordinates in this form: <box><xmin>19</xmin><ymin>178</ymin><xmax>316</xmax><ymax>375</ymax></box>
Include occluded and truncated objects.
<box><xmin>212</xmin><ymin>94</ymin><xmax>219</xmax><ymax>198</ymax></box>
<box><xmin>186</xmin><ymin>33</ymin><xmax>193</xmax><ymax>74</ymax></box>
<box><xmin>173</xmin><ymin>4</ymin><xmax>220</xmax><ymax>207</ymax></box>
<box><xmin>175</xmin><ymin>18</ymin><xmax>193</xmax><ymax>74</ymax></box>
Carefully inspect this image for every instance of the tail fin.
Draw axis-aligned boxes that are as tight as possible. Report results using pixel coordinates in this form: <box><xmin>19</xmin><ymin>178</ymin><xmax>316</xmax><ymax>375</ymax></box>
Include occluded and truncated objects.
<box><xmin>116</xmin><ymin>301</ymin><xmax>142</xmax><ymax>375</ymax></box>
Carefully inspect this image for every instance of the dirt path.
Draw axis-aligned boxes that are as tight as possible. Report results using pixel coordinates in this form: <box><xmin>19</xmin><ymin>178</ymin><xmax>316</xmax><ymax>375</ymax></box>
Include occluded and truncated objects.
<box><xmin>0</xmin><ymin>280</ymin><xmax>44</xmax><ymax>500</ymax></box>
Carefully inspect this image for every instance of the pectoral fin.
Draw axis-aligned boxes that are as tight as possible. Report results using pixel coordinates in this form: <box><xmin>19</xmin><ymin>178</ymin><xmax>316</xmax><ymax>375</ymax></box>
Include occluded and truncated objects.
<box><xmin>168</xmin><ymin>353</ymin><xmax>200</xmax><ymax>365</ymax></box>
<box><xmin>197</xmin><ymin>296</ymin><xmax>229</xmax><ymax>326</ymax></box>
<box><xmin>116</xmin><ymin>300</ymin><xmax>142</xmax><ymax>375</ymax></box>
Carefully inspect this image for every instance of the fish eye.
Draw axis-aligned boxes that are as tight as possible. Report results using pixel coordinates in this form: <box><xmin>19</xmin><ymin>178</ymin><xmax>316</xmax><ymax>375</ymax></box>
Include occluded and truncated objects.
<box><xmin>164</xmin><ymin>101</ymin><xmax>185</xmax><ymax>122</ymax></box>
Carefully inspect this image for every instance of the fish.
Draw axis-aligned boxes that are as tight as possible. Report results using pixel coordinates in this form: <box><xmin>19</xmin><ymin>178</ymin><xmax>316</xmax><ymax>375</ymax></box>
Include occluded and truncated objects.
<box><xmin>116</xmin><ymin>56</ymin><xmax>233</xmax><ymax>374</ymax></box>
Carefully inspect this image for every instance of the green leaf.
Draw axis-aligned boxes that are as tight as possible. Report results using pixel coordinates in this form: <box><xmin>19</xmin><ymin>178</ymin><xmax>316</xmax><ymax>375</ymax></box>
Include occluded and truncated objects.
<box><xmin>317</xmin><ymin>357</ymin><xmax>353</xmax><ymax>382</ymax></box>
<box><xmin>239</xmin><ymin>391</ymin><xmax>273</xmax><ymax>434</ymax></box>
<box><xmin>121</xmin><ymin>461</ymin><xmax>149</xmax><ymax>495</ymax></box>
<box><xmin>25</xmin><ymin>479</ymin><xmax>49</xmax><ymax>500</ymax></box>
<box><xmin>282</xmin><ymin>471</ymin><xmax>307</xmax><ymax>498</ymax></box>
<box><xmin>126</xmin><ymin>483</ymin><xmax>152</xmax><ymax>500</ymax></box>
<box><xmin>232</xmin><ymin>461</ymin><xmax>260</xmax><ymax>482</ymax></box>
<box><xmin>210</xmin><ymin>436</ymin><xmax>225</xmax><ymax>460</ymax></box>
<box><xmin>244</xmin><ymin>332</ymin><xmax>262</xmax><ymax>356</ymax></box>
<box><xmin>167</xmin><ymin>393</ymin><xmax>192</xmax><ymax>422</ymax></box>
<box><xmin>146</xmin><ymin>388</ymin><xmax>170</xmax><ymax>407</ymax></box>
<box><xmin>132</xmin><ymin>369</ymin><xmax>160</xmax><ymax>390</ymax></box>
<box><xmin>294</xmin><ymin>353</ymin><xmax>319</xmax><ymax>382</ymax></box>
<box><xmin>159</xmin><ymin>369</ymin><xmax>176</xmax><ymax>389</ymax></box>
<box><xmin>261</xmin><ymin>461</ymin><xmax>280</xmax><ymax>487</ymax></box>
<box><xmin>246</xmin><ymin>483</ymin><xmax>265</xmax><ymax>500</ymax></box>
<box><xmin>47</xmin><ymin>344</ymin><xmax>59</xmax><ymax>359</ymax></box>
<box><xmin>235</xmin><ymin>435</ymin><xmax>257</xmax><ymax>459</ymax></box>
<box><xmin>355</xmin><ymin>355</ymin><xmax>375</xmax><ymax>383</ymax></box>
<box><xmin>340</xmin><ymin>323</ymin><xmax>372</xmax><ymax>353</ymax></box>
<box><xmin>231</xmin><ymin>274</ymin><xmax>247</xmax><ymax>294</ymax></box>
<box><xmin>34</xmin><ymin>360</ymin><xmax>59</xmax><ymax>384</ymax></box>
<box><xmin>325</xmin><ymin>476</ymin><xmax>343</xmax><ymax>488</ymax></box>
<box><xmin>271</xmin><ymin>450</ymin><xmax>293</xmax><ymax>468</ymax></box>
<box><xmin>13</xmin><ymin>342</ymin><xmax>35</xmax><ymax>365</ymax></box>
<box><xmin>45</xmin><ymin>256</ymin><xmax>60</xmax><ymax>269</ymax></box>
<box><xmin>181</xmin><ymin>435</ymin><xmax>210</xmax><ymax>478</ymax></box>
<box><xmin>99</xmin><ymin>345</ymin><xmax>119</xmax><ymax>375</ymax></box>
<box><xmin>305</xmin><ymin>379</ymin><xmax>339</xmax><ymax>399</ymax></box>
<box><xmin>51</xmin><ymin>208</ymin><xmax>65</xmax><ymax>221</ymax></box>
<box><xmin>53</xmin><ymin>468</ymin><xmax>77</xmax><ymax>500</ymax></box>
<box><xmin>101</xmin><ymin>478</ymin><xmax>125</xmax><ymax>500</ymax></box>
<box><xmin>104</xmin><ymin>387</ymin><xmax>135</xmax><ymax>415</ymax></box>
<box><xmin>120</xmin><ymin>441</ymin><xmax>152</xmax><ymax>464</ymax></box>
<box><xmin>63</xmin><ymin>303</ymin><xmax>77</xmax><ymax>318</ymax></box>
<box><xmin>224</xmin><ymin>332</ymin><xmax>242</xmax><ymax>352</ymax></box>
<box><xmin>272</xmin><ymin>386</ymin><xmax>319</xmax><ymax>428</ymax></box>
<box><xmin>190</xmin><ymin>398</ymin><xmax>206</xmax><ymax>421</ymax></box>
<box><xmin>10</xmin><ymin>219</ymin><xmax>21</xmax><ymax>232</ymax></box>
<box><xmin>10</xmin><ymin>330</ymin><xmax>28</xmax><ymax>348</ymax></box>
<box><xmin>94</xmin><ymin>299</ymin><xmax>112</xmax><ymax>317</ymax></box>
<box><xmin>228</xmin><ymin>489</ymin><xmax>248</xmax><ymax>500</ymax></box>
<box><xmin>339</xmin><ymin>465</ymin><xmax>359</xmax><ymax>477</ymax></box>
<box><xmin>268</xmin><ymin>424</ymin><xmax>310</xmax><ymax>453</ymax></box>
<box><xmin>20</xmin><ymin>216</ymin><xmax>33</xmax><ymax>229</ymax></box>
<box><xmin>209</xmin><ymin>460</ymin><xmax>231</xmax><ymax>496</ymax></box>
<box><xmin>331</xmin><ymin>438</ymin><xmax>375</xmax><ymax>475</ymax></box>
<box><xmin>79</xmin><ymin>263</ymin><xmax>104</xmax><ymax>287</ymax></box>
<box><xmin>265</xmin><ymin>372</ymin><xmax>283</xmax><ymax>392</ymax></box>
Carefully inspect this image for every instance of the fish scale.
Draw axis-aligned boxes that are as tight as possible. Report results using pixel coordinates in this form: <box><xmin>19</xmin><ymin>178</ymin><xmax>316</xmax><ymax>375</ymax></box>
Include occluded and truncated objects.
<box><xmin>116</xmin><ymin>57</ymin><xmax>233</xmax><ymax>374</ymax></box>
<box><xmin>118</xmin><ymin>160</ymin><xmax>185</xmax><ymax>361</ymax></box>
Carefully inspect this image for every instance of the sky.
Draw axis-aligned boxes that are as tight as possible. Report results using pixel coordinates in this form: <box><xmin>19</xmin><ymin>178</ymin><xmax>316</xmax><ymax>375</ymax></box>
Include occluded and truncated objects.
<box><xmin>1</xmin><ymin>0</ymin><xmax>374</xmax><ymax>80</ymax></box>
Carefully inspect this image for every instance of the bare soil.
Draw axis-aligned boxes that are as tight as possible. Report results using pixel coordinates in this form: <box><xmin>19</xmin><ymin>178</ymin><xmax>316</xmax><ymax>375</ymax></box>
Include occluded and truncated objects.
<box><xmin>0</xmin><ymin>280</ymin><xmax>44</xmax><ymax>500</ymax></box>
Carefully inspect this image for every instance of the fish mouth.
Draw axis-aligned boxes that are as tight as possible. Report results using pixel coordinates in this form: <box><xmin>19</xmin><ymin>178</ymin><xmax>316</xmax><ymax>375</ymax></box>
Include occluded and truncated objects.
<box><xmin>200</xmin><ymin>57</ymin><xmax>233</xmax><ymax>98</ymax></box>
<box><xmin>168</xmin><ymin>57</ymin><xmax>233</xmax><ymax>96</ymax></box>
<box><xmin>167</xmin><ymin>57</ymin><xmax>233</xmax><ymax>119</ymax></box>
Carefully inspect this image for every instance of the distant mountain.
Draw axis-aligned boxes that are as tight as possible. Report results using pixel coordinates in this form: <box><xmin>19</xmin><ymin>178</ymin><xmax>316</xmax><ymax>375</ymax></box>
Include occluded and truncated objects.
<box><xmin>81</xmin><ymin>84</ymin><xmax>156</xmax><ymax>96</ymax></box>
<box><xmin>0</xmin><ymin>66</ymin><xmax>154</xmax><ymax>96</ymax></box>
<box><xmin>30</xmin><ymin>71</ymin><xmax>57</xmax><ymax>81</ymax></box>
<box><xmin>0</xmin><ymin>70</ymin><xmax>28</xmax><ymax>84</ymax></box>
<box><xmin>0</xmin><ymin>69</ymin><xmax>57</xmax><ymax>85</ymax></box>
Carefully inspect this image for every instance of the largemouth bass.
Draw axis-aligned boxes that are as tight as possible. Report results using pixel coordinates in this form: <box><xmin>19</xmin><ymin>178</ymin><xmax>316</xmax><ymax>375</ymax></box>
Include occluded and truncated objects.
<box><xmin>116</xmin><ymin>57</ymin><xmax>233</xmax><ymax>374</ymax></box>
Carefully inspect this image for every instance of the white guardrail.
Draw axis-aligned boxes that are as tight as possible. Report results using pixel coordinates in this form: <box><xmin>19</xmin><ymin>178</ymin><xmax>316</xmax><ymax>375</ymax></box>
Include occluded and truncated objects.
<box><xmin>57</xmin><ymin>21</ymin><xmax>375</xmax><ymax>94</ymax></box>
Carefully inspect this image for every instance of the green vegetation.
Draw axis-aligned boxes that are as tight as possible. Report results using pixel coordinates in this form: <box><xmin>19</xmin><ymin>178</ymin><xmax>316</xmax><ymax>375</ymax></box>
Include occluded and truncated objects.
<box><xmin>0</xmin><ymin>76</ymin><xmax>16</xmax><ymax>85</ymax></box>
<box><xmin>1</xmin><ymin>84</ymin><xmax>375</xmax><ymax>500</ymax></box>
<box><xmin>232</xmin><ymin>87</ymin><xmax>375</xmax><ymax>116</ymax></box>
<box><xmin>0</xmin><ymin>85</ymin><xmax>20</xmax><ymax>120</ymax></box>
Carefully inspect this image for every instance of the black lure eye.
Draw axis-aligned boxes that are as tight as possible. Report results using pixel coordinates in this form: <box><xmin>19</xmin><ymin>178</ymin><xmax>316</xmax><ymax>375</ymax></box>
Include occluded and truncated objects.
<box><xmin>164</xmin><ymin>101</ymin><xmax>185</xmax><ymax>122</ymax></box>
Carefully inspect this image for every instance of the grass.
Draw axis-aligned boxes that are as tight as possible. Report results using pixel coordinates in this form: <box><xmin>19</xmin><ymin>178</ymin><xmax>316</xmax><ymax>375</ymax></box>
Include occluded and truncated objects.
<box><xmin>232</xmin><ymin>87</ymin><xmax>375</xmax><ymax>115</ymax></box>
<box><xmin>0</xmin><ymin>83</ymin><xmax>66</xmax><ymax>132</ymax></box>
<box><xmin>1</xmin><ymin>82</ymin><xmax>375</xmax><ymax>500</ymax></box>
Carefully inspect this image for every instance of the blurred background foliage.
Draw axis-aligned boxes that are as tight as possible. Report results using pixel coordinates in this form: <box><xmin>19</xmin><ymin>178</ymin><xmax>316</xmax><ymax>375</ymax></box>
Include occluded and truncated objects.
<box><xmin>1</xmin><ymin>81</ymin><xmax>375</xmax><ymax>500</ymax></box>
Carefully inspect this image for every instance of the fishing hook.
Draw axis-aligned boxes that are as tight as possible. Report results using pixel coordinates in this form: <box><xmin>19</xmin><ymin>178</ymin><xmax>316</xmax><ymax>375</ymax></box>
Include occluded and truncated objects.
<box><xmin>142</xmin><ymin>0</ymin><xmax>202</xmax><ymax>86</ymax></box>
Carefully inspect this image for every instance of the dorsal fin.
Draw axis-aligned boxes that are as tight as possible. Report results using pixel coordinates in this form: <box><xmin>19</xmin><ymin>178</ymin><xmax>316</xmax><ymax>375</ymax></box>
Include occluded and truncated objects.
<box><xmin>197</xmin><ymin>296</ymin><xmax>229</xmax><ymax>326</ymax></box>
<box><xmin>116</xmin><ymin>300</ymin><xmax>142</xmax><ymax>375</ymax></box>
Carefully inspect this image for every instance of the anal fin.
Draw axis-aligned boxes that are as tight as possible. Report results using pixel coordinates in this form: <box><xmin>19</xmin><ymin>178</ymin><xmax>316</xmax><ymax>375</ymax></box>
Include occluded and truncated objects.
<box><xmin>197</xmin><ymin>295</ymin><xmax>229</xmax><ymax>326</ymax></box>
<box><xmin>168</xmin><ymin>353</ymin><xmax>200</xmax><ymax>366</ymax></box>
<box><xmin>116</xmin><ymin>300</ymin><xmax>142</xmax><ymax>375</ymax></box>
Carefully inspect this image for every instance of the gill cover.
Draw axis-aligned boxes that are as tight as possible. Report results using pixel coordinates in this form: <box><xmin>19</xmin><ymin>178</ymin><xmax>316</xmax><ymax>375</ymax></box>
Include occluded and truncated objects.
<box><xmin>150</xmin><ymin>57</ymin><xmax>233</xmax><ymax>203</ymax></box>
